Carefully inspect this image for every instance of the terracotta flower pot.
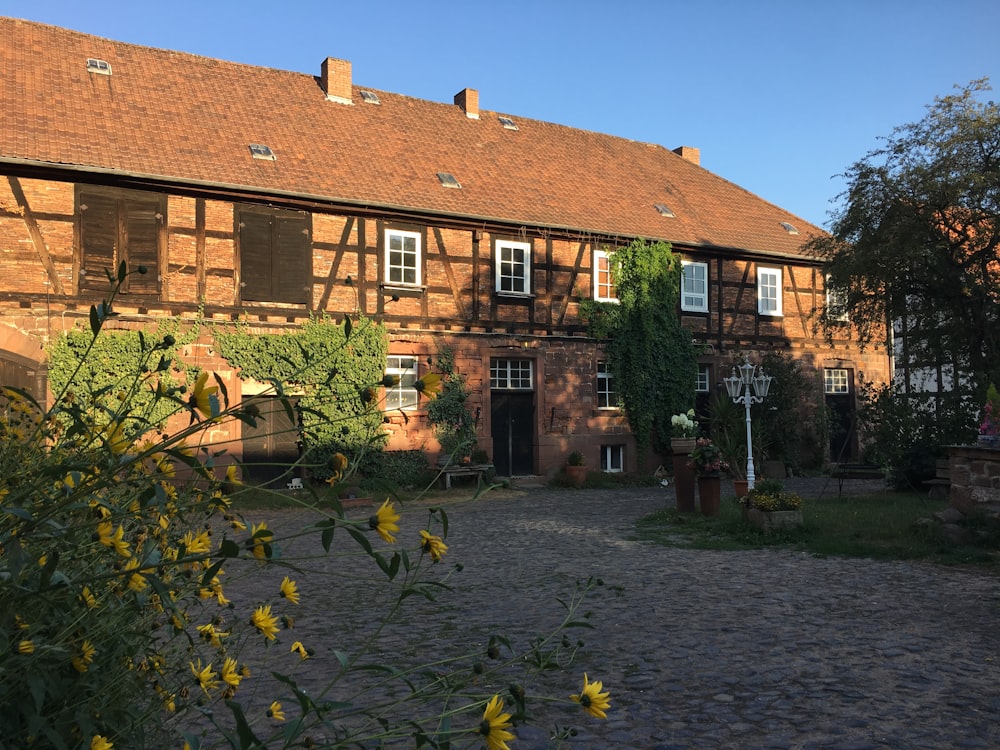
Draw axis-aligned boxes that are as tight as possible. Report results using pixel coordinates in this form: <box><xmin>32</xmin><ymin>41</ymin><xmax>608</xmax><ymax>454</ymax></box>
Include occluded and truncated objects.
<box><xmin>697</xmin><ymin>474</ymin><xmax>721</xmax><ymax>517</ymax></box>
<box><xmin>671</xmin><ymin>438</ymin><xmax>697</xmax><ymax>512</ymax></box>
<box><xmin>565</xmin><ymin>464</ymin><xmax>588</xmax><ymax>488</ymax></box>
<box><xmin>733</xmin><ymin>479</ymin><xmax>749</xmax><ymax>498</ymax></box>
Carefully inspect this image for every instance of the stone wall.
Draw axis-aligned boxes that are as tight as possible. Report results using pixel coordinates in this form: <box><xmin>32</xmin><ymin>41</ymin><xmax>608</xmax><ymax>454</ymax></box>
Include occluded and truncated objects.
<box><xmin>949</xmin><ymin>444</ymin><xmax>1000</xmax><ymax>514</ymax></box>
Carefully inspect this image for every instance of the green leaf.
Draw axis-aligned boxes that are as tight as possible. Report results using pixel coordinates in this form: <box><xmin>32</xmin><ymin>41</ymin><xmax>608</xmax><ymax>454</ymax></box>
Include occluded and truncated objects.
<box><xmin>89</xmin><ymin>304</ymin><xmax>100</xmax><ymax>335</ymax></box>
<box><xmin>345</xmin><ymin>523</ymin><xmax>373</xmax><ymax>554</ymax></box>
<box><xmin>224</xmin><ymin>700</ymin><xmax>261</xmax><ymax>749</ymax></box>
<box><xmin>117</xmin><ymin>259</ymin><xmax>127</xmax><ymax>283</ymax></box>
<box><xmin>200</xmin><ymin>558</ymin><xmax>225</xmax><ymax>587</ymax></box>
<box><xmin>219</xmin><ymin>539</ymin><xmax>240</xmax><ymax>557</ymax></box>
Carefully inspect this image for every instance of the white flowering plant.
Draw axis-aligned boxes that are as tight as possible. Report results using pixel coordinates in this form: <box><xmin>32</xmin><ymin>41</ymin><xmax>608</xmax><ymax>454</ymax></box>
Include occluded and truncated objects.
<box><xmin>670</xmin><ymin>409</ymin><xmax>699</xmax><ymax>439</ymax></box>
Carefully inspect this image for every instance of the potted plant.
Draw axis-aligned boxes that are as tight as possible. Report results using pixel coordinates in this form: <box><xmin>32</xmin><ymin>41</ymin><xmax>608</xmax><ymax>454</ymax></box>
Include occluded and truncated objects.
<box><xmin>739</xmin><ymin>478</ymin><xmax>804</xmax><ymax>532</ymax></box>
<box><xmin>687</xmin><ymin>438</ymin><xmax>729</xmax><ymax>517</ymax></box>
<box><xmin>565</xmin><ymin>450</ymin><xmax>588</xmax><ymax>488</ymax></box>
<box><xmin>670</xmin><ymin>409</ymin><xmax>699</xmax><ymax>512</ymax></box>
<box><xmin>978</xmin><ymin>383</ymin><xmax>1000</xmax><ymax>448</ymax></box>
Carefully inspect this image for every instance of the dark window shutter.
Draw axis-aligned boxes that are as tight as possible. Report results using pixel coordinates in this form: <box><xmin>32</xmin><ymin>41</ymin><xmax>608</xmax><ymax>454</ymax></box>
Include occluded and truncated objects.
<box><xmin>123</xmin><ymin>199</ymin><xmax>160</xmax><ymax>294</ymax></box>
<box><xmin>275</xmin><ymin>215</ymin><xmax>311</xmax><ymax>304</ymax></box>
<box><xmin>240</xmin><ymin>212</ymin><xmax>273</xmax><ymax>301</ymax></box>
<box><xmin>79</xmin><ymin>192</ymin><xmax>117</xmax><ymax>295</ymax></box>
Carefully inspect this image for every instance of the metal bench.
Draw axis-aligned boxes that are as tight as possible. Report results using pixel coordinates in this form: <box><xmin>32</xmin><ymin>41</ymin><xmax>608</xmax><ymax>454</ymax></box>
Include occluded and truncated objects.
<box><xmin>831</xmin><ymin>463</ymin><xmax>884</xmax><ymax>498</ymax></box>
<box><xmin>439</xmin><ymin>463</ymin><xmax>494</xmax><ymax>490</ymax></box>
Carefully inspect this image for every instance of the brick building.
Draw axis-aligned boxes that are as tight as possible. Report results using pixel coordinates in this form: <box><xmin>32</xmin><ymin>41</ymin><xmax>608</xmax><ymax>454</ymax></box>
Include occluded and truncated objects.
<box><xmin>0</xmin><ymin>17</ymin><xmax>890</xmax><ymax>477</ymax></box>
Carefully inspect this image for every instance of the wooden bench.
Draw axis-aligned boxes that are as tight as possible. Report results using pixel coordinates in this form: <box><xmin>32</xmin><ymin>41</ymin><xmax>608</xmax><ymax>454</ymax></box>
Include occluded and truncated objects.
<box><xmin>439</xmin><ymin>463</ymin><xmax>494</xmax><ymax>489</ymax></box>
<box><xmin>831</xmin><ymin>463</ymin><xmax>885</xmax><ymax>498</ymax></box>
<box><xmin>923</xmin><ymin>458</ymin><xmax>950</xmax><ymax>500</ymax></box>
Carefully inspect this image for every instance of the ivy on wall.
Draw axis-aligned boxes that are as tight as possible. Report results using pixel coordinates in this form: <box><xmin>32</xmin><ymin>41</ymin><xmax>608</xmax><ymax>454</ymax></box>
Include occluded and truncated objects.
<box><xmin>213</xmin><ymin>315</ymin><xmax>388</xmax><ymax>478</ymax></box>
<box><xmin>588</xmin><ymin>238</ymin><xmax>699</xmax><ymax>458</ymax></box>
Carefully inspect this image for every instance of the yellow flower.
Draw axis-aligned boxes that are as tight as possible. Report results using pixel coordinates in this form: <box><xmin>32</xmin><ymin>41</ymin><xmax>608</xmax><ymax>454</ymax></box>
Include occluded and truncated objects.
<box><xmin>190</xmin><ymin>658</ymin><xmax>219</xmax><ymax>695</ymax></box>
<box><xmin>103</xmin><ymin>420</ymin><xmax>129</xmax><ymax>454</ymax></box>
<box><xmin>248</xmin><ymin>521</ymin><xmax>273</xmax><ymax>560</ymax></box>
<box><xmin>279</xmin><ymin>576</ymin><xmax>300</xmax><ymax>605</ymax></box>
<box><xmin>479</xmin><ymin>694</ymin><xmax>515</xmax><ymax>750</ymax></box>
<box><xmin>189</xmin><ymin>371</ymin><xmax>220</xmax><ymax>420</ymax></box>
<box><xmin>369</xmin><ymin>499</ymin><xmax>400</xmax><ymax>544</ymax></box>
<box><xmin>197</xmin><ymin>623</ymin><xmax>229</xmax><ymax>648</ymax></box>
<box><xmin>221</xmin><ymin>656</ymin><xmax>242</xmax><ymax>687</ymax></box>
<box><xmin>327</xmin><ymin>451</ymin><xmax>349</xmax><ymax>483</ymax></box>
<box><xmin>80</xmin><ymin>586</ymin><xmax>97</xmax><ymax>608</ymax></box>
<box><xmin>225</xmin><ymin>463</ymin><xmax>241</xmax><ymax>485</ymax></box>
<box><xmin>251</xmin><ymin>604</ymin><xmax>281</xmax><ymax>640</ymax></box>
<box><xmin>570</xmin><ymin>673</ymin><xmax>611</xmax><ymax>719</ymax></box>
<box><xmin>124</xmin><ymin>558</ymin><xmax>149</xmax><ymax>592</ymax></box>
<box><xmin>290</xmin><ymin>641</ymin><xmax>310</xmax><ymax>660</ymax></box>
<box><xmin>181</xmin><ymin>530</ymin><xmax>211</xmax><ymax>554</ymax></box>
<box><xmin>97</xmin><ymin>521</ymin><xmax>131</xmax><ymax>557</ymax></box>
<box><xmin>91</xmin><ymin>736</ymin><xmax>114</xmax><ymax>750</ymax></box>
<box><xmin>17</xmin><ymin>639</ymin><xmax>34</xmax><ymax>655</ymax></box>
<box><xmin>419</xmin><ymin>530</ymin><xmax>448</xmax><ymax>562</ymax></box>
<box><xmin>414</xmin><ymin>372</ymin><xmax>442</xmax><ymax>399</ymax></box>
<box><xmin>72</xmin><ymin>640</ymin><xmax>96</xmax><ymax>673</ymax></box>
<box><xmin>268</xmin><ymin>700</ymin><xmax>286</xmax><ymax>721</ymax></box>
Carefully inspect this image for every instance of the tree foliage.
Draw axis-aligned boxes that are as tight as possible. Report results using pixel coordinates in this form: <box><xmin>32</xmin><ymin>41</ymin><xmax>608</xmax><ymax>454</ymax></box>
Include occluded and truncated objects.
<box><xmin>811</xmin><ymin>79</ymin><xmax>1000</xmax><ymax>395</ymax></box>
<box><xmin>601</xmin><ymin>238</ymin><xmax>699</xmax><ymax>457</ymax></box>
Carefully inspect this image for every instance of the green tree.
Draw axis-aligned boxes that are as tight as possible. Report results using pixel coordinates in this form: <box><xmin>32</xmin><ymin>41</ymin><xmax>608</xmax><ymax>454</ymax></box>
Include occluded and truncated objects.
<box><xmin>810</xmin><ymin>79</ymin><xmax>1000</xmax><ymax>398</ymax></box>
<box><xmin>602</xmin><ymin>238</ymin><xmax>699</xmax><ymax>458</ymax></box>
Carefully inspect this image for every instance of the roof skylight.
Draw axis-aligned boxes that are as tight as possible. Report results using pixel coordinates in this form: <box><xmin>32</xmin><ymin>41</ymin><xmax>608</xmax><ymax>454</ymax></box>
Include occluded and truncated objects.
<box><xmin>498</xmin><ymin>116</ymin><xmax>519</xmax><ymax>131</ymax></box>
<box><xmin>654</xmin><ymin>203</ymin><xmax>676</xmax><ymax>218</ymax></box>
<box><xmin>249</xmin><ymin>143</ymin><xmax>276</xmax><ymax>161</ymax></box>
<box><xmin>437</xmin><ymin>172</ymin><xmax>461</xmax><ymax>189</ymax></box>
<box><xmin>360</xmin><ymin>90</ymin><xmax>381</xmax><ymax>104</ymax></box>
<box><xmin>86</xmin><ymin>58</ymin><xmax>112</xmax><ymax>75</ymax></box>
<box><xmin>780</xmin><ymin>222</ymin><xmax>799</xmax><ymax>235</ymax></box>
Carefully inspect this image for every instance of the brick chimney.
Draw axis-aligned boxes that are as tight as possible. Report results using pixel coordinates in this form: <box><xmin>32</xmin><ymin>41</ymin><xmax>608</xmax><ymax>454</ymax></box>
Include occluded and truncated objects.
<box><xmin>454</xmin><ymin>88</ymin><xmax>479</xmax><ymax>119</ymax></box>
<box><xmin>321</xmin><ymin>57</ymin><xmax>352</xmax><ymax>105</ymax></box>
<box><xmin>673</xmin><ymin>145</ymin><xmax>700</xmax><ymax>165</ymax></box>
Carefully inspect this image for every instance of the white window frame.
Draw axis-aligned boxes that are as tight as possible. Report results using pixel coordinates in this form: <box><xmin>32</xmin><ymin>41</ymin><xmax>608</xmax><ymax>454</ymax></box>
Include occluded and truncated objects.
<box><xmin>490</xmin><ymin>359</ymin><xmax>533</xmax><ymax>390</ymax></box>
<box><xmin>597</xmin><ymin>362</ymin><xmax>618</xmax><ymax>409</ymax></box>
<box><xmin>385</xmin><ymin>355</ymin><xmax>419</xmax><ymax>411</ymax></box>
<box><xmin>825</xmin><ymin>276</ymin><xmax>849</xmax><ymax>322</ymax></box>
<box><xmin>593</xmin><ymin>249</ymin><xmax>618</xmax><ymax>302</ymax></box>
<box><xmin>696</xmin><ymin>364</ymin><xmax>711</xmax><ymax>393</ymax></box>
<box><xmin>495</xmin><ymin>240</ymin><xmax>531</xmax><ymax>295</ymax></box>
<box><xmin>824</xmin><ymin>368</ymin><xmax>850</xmax><ymax>395</ymax></box>
<box><xmin>681</xmin><ymin>260</ymin><xmax>708</xmax><ymax>312</ymax></box>
<box><xmin>757</xmin><ymin>266</ymin><xmax>783</xmax><ymax>316</ymax></box>
<box><xmin>385</xmin><ymin>229</ymin><xmax>421</xmax><ymax>286</ymax></box>
<box><xmin>601</xmin><ymin>444</ymin><xmax>624</xmax><ymax>473</ymax></box>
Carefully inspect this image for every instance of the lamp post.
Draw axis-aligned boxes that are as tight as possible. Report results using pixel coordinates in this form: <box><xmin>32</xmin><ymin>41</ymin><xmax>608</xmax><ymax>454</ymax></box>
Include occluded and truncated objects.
<box><xmin>724</xmin><ymin>359</ymin><xmax>772</xmax><ymax>490</ymax></box>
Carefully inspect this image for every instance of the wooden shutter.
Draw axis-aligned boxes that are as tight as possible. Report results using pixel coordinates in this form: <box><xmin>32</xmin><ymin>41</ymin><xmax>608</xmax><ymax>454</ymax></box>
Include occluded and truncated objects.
<box><xmin>240</xmin><ymin>211</ymin><xmax>273</xmax><ymax>301</ymax></box>
<box><xmin>79</xmin><ymin>191</ymin><xmax>117</xmax><ymax>296</ymax></box>
<box><xmin>123</xmin><ymin>197</ymin><xmax>160</xmax><ymax>294</ymax></box>
<box><xmin>275</xmin><ymin>214</ymin><xmax>311</xmax><ymax>304</ymax></box>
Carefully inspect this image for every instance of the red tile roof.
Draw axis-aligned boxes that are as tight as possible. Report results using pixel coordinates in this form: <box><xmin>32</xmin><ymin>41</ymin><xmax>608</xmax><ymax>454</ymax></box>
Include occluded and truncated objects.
<box><xmin>1</xmin><ymin>17</ymin><xmax>823</xmax><ymax>257</ymax></box>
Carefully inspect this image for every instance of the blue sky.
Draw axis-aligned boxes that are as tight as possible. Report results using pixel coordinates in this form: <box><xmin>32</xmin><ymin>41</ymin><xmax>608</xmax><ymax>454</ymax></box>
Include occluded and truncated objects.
<box><xmin>11</xmin><ymin>0</ymin><xmax>999</xmax><ymax>229</ymax></box>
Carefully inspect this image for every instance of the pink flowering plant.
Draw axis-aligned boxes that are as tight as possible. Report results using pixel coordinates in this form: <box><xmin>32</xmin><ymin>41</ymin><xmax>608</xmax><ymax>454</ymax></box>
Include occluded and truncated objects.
<box><xmin>980</xmin><ymin>383</ymin><xmax>1000</xmax><ymax>437</ymax></box>
<box><xmin>687</xmin><ymin>437</ymin><xmax>730</xmax><ymax>476</ymax></box>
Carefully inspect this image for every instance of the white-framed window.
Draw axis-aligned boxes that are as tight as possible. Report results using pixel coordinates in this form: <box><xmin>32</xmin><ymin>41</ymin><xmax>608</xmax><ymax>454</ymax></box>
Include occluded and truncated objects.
<box><xmin>385</xmin><ymin>355</ymin><xmax>419</xmax><ymax>410</ymax></box>
<box><xmin>696</xmin><ymin>364</ymin><xmax>711</xmax><ymax>393</ymax></box>
<box><xmin>490</xmin><ymin>359</ymin><xmax>533</xmax><ymax>390</ymax></box>
<box><xmin>825</xmin><ymin>276</ymin><xmax>849</xmax><ymax>322</ymax></box>
<box><xmin>601</xmin><ymin>444</ymin><xmax>624</xmax><ymax>473</ymax></box>
<box><xmin>597</xmin><ymin>362</ymin><xmax>618</xmax><ymax>409</ymax></box>
<box><xmin>385</xmin><ymin>229</ymin><xmax>421</xmax><ymax>286</ymax></box>
<box><xmin>593</xmin><ymin>249</ymin><xmax>617</xmax><ymax>301</ymax></box>
<box><xmin>757</xmin><ymin>266</ymin><xmax>783</xmax><ymax>316</ymax></box>
<box><xmin>824</xmin><ymin>368</ymin><xmax>850</xmax><ymax>395</ymax></box>
<box><xmin>495</xmin><ymin>240</ymin><xmax>531</xmax><ymax>294</ymax></box>
<box><xmin>681</xmin><ymin>260</ymin><xmax>708</xmax><ymax>312</ymax></box>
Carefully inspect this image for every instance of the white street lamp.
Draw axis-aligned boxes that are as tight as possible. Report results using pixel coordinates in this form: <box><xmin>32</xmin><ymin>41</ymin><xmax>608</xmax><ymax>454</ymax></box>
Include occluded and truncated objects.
<box><xmin>723</xmin><ymin>359</ymin><xmax>772</xmax><ymax>490</ymax></box>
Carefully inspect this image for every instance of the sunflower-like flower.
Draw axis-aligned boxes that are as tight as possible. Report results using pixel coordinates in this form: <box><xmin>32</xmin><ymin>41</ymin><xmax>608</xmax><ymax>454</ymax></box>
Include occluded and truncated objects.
<box><xmin>251</xmin><ymin>604</ymin><xmax>281</xmax><ymax>641</ymax></box>
<box><xmin>90</xmin><ymin>736</ymin><xmax>113</xmax><ymax>750</ymax></box>
<box><xmin>479</xmin><ymin>694</ymin><xmax>515</xmax><ymax>750</ymax></box>
<box><xmin>268</xmin><ymin>701</ymin><xmax>286</xmax><ymax>721</ymax></box>
<box><xmin>197</xmin><ymin>622</ymin><xmax>230</xmax><ymax>648</ymax></box>
<box><xmin>279</xmin><ymin>576</ymin><xmax>300</xmax><ymax>605</ymax></box>
<box><xmin>570</xmin><ymin>673</ymin><xmax>611</xmax><ymax>719</ymax></box>
<box><xmin>419</xmin><ymin>530</ymin><xmax>448</xmax><ymax>562</ymax></box>
<box><xmin>180</xmin><ymin>529</ymin><xmax>211</xmax><ymax>555</ymax></box>
<box><xmin>414</xmin><ymin>372</ymin><xmax>442</xmax><ymax>399</ymax></box>
<box><xmin>72</xmin><ymin>640</ymin><xmax>96</xmax><ymax>673</ymax></box>
<box><xmin>102</xmin><ymin>419</ymin><xmax>130</xmax><ymax>454</ymax></box>
<box><xmin>369</xmin><ymin>499</ymin><xmax>400</xmax><ymax>544</ymax></box>
<box><xmin>221</xmin><ymin>656</ymin><xmax>242</xmax><ymax>688</ymax></box>
<box><xmin>248</xmin><ymin>521</ymin><xmax>273</xmax><ymax>560</ymax></box>
<box><xmin>290</xmin><ymin>641</ymin><xmax>310</xmax><ymax>660</ymax></box>
<box><xmin>189</xmin><ymin>371</ymin><xmax>220</xmax><ymax>421</ymax></box>
<box><xmin>97</xmin><ymin>521</ymin><xmax>130</xmax><ymax>557</ymax></box>
<box><xmin>190</xmin><ymin>659</ymin><xmax>219</xmax><ymax>696</ymax></box>
<box><xmin>80</xmin><ymin>586</ymin><xmax>97</xmax><ymax>608</ymax></box>
<box><xmin>17</xmin><ymin>639</ymin><xmax>34</xmax><ymax>655</ymax></box>
<box><xmin>124</xmin><ymin>557</ymin><xmax>149</xmax><ymax>592</ymax></box>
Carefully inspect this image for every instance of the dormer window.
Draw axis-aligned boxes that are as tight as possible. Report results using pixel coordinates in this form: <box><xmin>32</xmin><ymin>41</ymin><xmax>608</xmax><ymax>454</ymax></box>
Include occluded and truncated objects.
<box><xmin>249</xmin><ymin>144</ymin><xmax>276</xmax><ymax>161</ymax></box>
<box><xmin>86</xmin><ymin>58</ymin><xmax>111</xmax><ymax>75</ymax></box>
<box><xmin>654</xmin><ymin>203</ymin><xmax>676</xmax><ymax>218</ymax></box>
<box><xmin>360</xmin><ymin>90</ymin><xmax>381</xmax><ymax>104</ymax></box>
<box><xmin>498</xmin><ymin>116</ymin><xmax>519</xmax><ymax>131</ymax></box>
<box><xmin>780</xmin><ymin>221</ymin><xmax>799</xmax><ymax>235</ymax></box>
<box><xmin>437</xmin><ymin>172</ymin><xmax>461</xmax><ymax>189</ymax></box>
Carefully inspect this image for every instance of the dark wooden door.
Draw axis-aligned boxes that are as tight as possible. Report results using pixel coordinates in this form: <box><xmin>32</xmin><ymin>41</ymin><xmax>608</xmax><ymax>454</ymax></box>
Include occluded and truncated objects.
<box><xmin>491</xmin><ymin>392</ymin><xmax>534</xmax><ymax>476</ymax></box>
<box><xmin>241</xmin><ymin>396</ymin><xmax>301</xmax><ymax>486</ymax></box>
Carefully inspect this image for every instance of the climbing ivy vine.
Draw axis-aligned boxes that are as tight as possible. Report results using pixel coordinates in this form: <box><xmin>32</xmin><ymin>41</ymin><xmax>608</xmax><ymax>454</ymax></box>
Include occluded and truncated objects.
<box><xmin>213</xmin><ymin>315</ymin><xmax>388</xmax><ymax>478</ymax></box>
<box><xmin>588</xmin><ymin>238</ymin><xmax>699</xmax><ymax>458</ymax></box>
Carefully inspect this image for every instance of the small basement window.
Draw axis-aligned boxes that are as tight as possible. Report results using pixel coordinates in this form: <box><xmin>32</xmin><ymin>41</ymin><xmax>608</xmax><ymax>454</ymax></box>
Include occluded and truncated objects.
<box><xmin>498</xmin><ymin>116</ymin><xmax>519</xmax><ymax>130</ymax></box>
<box><xmin>360</xmin><ymin>90</ymin><xmax>381</xmax><ymax>104</ymax></box>
<box><xmin>437</xmin><ymin>172</ymin><xmax>461</xmax><ymax>189</ymax></box>
<box><xmin>86</xmin><ymin>58</ymin><xmax>112</xmax><ymax>75</ymax></box>
<box><xmin>249</xmin><ymin>144</ymin><xmax>276</xmax><ymax>161</ymax></box>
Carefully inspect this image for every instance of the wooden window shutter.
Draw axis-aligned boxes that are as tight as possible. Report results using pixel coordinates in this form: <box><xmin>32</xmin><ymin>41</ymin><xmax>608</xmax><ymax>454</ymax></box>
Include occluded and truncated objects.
<box><xmin>123</xmin><ymin>198</ymin><xmax>161</xmax><ymax>294</ymax></box>
<box><xmin>275</xmin><ymin>214</ymin><xmax>311</xmax><ymax>304</ymax></box>
<box><xmin>79</xmin><ymin>191</ymin><xmax>117</xmax><ymax>295</ymax></box>
<box><xmin>240</xmin><ymin>211</ymin><xmax>273</xmax><ymax>301</ymax></box>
